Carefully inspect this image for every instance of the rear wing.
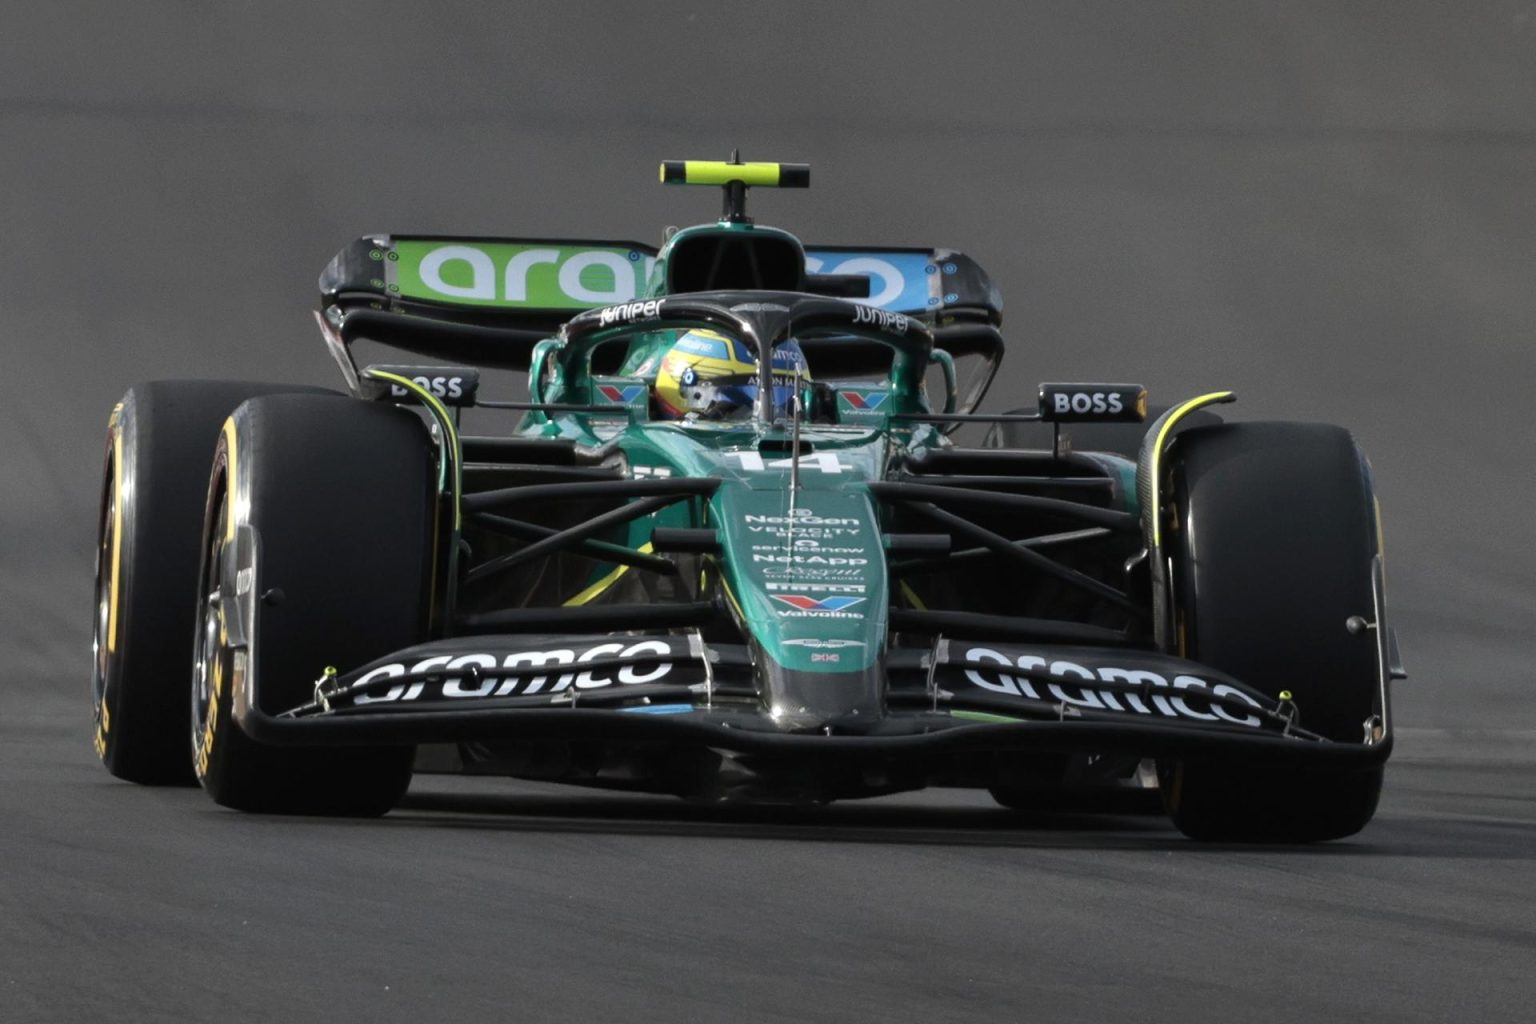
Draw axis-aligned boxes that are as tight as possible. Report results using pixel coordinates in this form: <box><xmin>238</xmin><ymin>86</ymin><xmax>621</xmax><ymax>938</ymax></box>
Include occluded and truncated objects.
<box><xmin>318</xmin><ymin>234</ymin><xmax>1003</xmax><ymax>372</ymax></box>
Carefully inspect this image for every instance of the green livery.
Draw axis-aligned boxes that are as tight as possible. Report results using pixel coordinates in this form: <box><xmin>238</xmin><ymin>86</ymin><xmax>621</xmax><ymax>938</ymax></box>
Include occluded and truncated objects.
<box><xmin>93</xmin><ymin>159</ymin><xmax>1397</xmax><ymax>841</ymax></box>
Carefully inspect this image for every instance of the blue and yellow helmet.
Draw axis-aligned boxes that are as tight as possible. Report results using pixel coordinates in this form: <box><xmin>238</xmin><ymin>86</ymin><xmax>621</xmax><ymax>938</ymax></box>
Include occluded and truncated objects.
<box><xmin>654</xmin><ymin>329</ymin><xmax>811</xmax><ymax>421</ymax></box>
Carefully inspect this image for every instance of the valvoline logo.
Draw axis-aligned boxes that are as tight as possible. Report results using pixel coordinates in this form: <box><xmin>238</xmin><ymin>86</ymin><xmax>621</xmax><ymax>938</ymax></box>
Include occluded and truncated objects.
<box><xmin>596</xmin><ymin>384</ymin><xmax>645</xmax><ymax>403</ymax></box>
<box><xmin>771</xmin><ymin>595</ymin><xmax>866</xmax><ymax>612</ymax></box>
<box><xmin>840</xmin><ymin>391</ymin><xmax>888</xmax><ymax>411</ymax></box>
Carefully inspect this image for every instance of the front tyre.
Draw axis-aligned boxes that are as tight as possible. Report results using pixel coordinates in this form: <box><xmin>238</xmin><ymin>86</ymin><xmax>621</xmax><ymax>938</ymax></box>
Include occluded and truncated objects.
<box><xmin>192</xmin><ymin>395</ymin><xmax>433</xmax><ymax>815</ymax></box>
<box><xmin>92</xmin><ymin>380</ymin><xmax>336</xmax><ymax>784</ymax></box>
<box><xmin>1158</xmin><ymin>422</ymin><xmax>1387</xmax><ymax>843</ymax></box>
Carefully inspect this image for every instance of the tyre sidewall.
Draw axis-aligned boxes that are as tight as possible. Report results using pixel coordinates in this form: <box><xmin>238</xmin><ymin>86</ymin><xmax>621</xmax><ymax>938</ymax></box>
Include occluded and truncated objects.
<box><xmin>1170</xmin><ymin>421</ymin><xmax>1380</xmax><ymax>742</ymax></box>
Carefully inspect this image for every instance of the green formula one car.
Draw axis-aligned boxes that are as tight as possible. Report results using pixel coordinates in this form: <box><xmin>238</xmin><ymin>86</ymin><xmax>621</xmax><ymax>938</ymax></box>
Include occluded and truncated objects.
<box><xmin>91</xmin><ymin>159</ymin><xmax>1403</xmax><ymax>840</ymax></box>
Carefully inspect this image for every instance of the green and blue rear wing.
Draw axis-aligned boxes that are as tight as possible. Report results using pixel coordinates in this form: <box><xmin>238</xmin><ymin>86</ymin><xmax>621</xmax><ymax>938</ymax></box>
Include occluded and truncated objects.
<box><xmin>320</xmin><ymin>235</ymin><xmax>1000</xmax><ymax>323</ymax></box>
<box><xmin>319</xmin><ymin>158</ymin><xmax>1001</xmax><ymax>374</ymax></box>
<box><xmin>318</xmin><ymin>237</ymin><xmax>1004</xmax><ymax>422</ymax></box>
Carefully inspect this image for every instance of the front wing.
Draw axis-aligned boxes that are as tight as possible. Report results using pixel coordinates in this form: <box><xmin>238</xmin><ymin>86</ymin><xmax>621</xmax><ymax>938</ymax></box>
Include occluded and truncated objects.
<box><xmin>233</xmin><ymin>635</ymin><xmax>1392</xmax><ymax>769</ymax></box>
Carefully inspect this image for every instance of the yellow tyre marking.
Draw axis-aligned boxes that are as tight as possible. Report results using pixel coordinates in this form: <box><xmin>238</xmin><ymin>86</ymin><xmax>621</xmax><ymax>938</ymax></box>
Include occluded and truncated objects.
<box><xmin>107</xmin><ymin>426</ymin><xmax>125</xmax><ymax>655</ymax></box>
<box><xmin>221</xmin><ymin>418</ymin><xmax>239</xmax><ymax>543</ymax></box>
<box><xmin>95</xmin><ymin>692</ymin><xmax>110</xmax><ymax>754</ymax></box>
<box><xmin>195</xmin><ymin>645</ymin><xmax>224</xmax><ymax>779</ymax></box>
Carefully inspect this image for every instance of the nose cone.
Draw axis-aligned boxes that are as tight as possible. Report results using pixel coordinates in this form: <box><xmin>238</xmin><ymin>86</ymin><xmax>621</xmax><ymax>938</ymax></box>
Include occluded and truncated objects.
<box><xmin>763</xmin><ymin>662</ymin><xmax>885</xmax><ymax>734</ymax></box>
<box><xmin>705</xmin><ymin>450</ymin><xmax>890</xmax><ymax>730</ymax></box>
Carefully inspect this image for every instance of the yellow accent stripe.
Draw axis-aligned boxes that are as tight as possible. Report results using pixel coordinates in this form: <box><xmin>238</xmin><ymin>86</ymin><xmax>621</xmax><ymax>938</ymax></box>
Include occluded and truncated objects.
<box><xmin>364</xmin><ymin>370</ymin><xmax>462</xmax><ymax>530</ymax></box>
<box><xmin>898</xmin><ymin>581</ymin><xmax>927</xmax><ymax>611</ymax></box>
<box><xmin>364</xmin><ymin>370</ymin><xmax>461</xmax><ymax>627</ymax></box>
<box><xmin>563</xmin><ymin>542</ymin><xmax>655</xmax><ymax>607</ymax></box>
<box><xmin>1149</xmin><ymin>391</ymin><xmax>1235</xmax><ymax>548</ymax></box>
<box><xmin>719</xmin><ymin>576</ymin><xmax>746</xmax><ymax>621</ymax></box>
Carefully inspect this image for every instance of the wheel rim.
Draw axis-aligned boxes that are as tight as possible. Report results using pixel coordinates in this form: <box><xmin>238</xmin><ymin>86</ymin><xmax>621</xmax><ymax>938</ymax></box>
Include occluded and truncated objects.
<box><xmin>91</xmin><ymin>460</ymin><xmax>116</xmax><ymax>721</ymax></box>
<box><xmin>191</xmin><ymin>476</ymin><xmax>227</xmax><ymax>765</ymax></box>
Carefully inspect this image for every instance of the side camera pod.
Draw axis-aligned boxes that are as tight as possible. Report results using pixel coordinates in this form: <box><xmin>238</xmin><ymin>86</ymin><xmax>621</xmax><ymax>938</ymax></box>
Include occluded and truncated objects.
<box><xmin>660</xmin><ymin>156</ymin><xmax>811</xmax><ymax>224</ymax></box>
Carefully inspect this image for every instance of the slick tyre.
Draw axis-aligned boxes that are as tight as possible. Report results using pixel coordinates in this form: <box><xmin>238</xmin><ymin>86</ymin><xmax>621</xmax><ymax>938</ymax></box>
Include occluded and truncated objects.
<box><xmin>92</xmin><ymin>380</ymin><xmax>337</xmax><ymax>784</ymax></box>
<box><xmin>1158</xmin><ymin>422</ymin><xmax>1385</xmax><ymax>843</ymax></box>
<box><xmin>192</xmin><ymin>394</ymin><xmax>433</xmax><ymax>815</ymax></box>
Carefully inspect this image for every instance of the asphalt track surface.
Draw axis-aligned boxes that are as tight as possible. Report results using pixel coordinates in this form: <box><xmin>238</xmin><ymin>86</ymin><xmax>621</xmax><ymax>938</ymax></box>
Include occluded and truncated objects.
<box><xmin>3</xmin><ymin>5</ymin><xmax>1535</xmax><ymax>1021</ymax></box>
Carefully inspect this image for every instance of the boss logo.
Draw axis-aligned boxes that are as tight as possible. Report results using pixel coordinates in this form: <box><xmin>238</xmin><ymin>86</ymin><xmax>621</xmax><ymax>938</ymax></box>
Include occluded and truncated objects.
<box><xmin>1038</xmin><ymin>383</ymin><xmax>1146</xmax><ymax>423</ymax></box>
<box><xmin>390</xmin><ymin>376</ymin><xmax>467</xmax><ymax>399</ymax></box>
<box><xmin>363</xmin><ymin>365</ymin><xmax>480</xmax><ymax>407</ymax></box>
<box><xmin>1055</xmin><ymin>392</ymin><xmax>1122</xmax><ymax>415</ymax></box>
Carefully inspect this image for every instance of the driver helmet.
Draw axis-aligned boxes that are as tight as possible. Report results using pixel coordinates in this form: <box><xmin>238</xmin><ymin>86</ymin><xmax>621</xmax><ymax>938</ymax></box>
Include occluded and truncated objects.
<box><xmin>653</xmin><ymin>329</ymin><xmax>811</xmax><ymax>421</ymax></box>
